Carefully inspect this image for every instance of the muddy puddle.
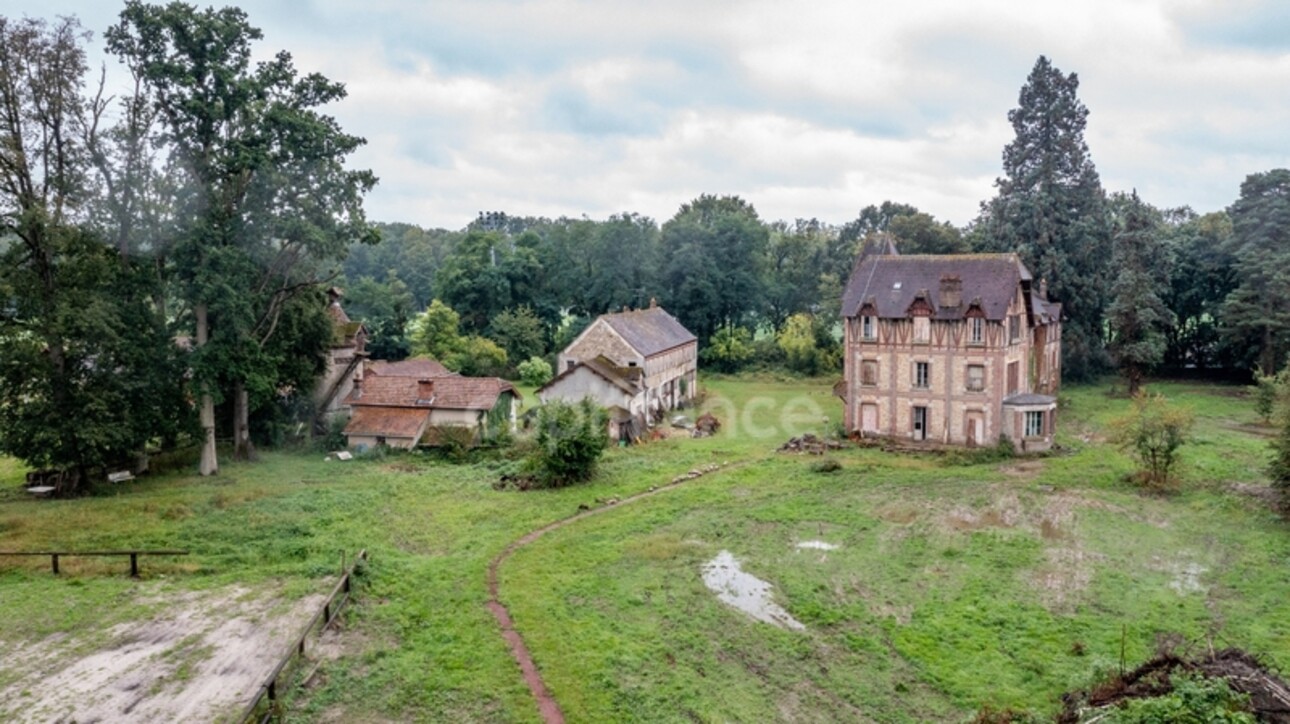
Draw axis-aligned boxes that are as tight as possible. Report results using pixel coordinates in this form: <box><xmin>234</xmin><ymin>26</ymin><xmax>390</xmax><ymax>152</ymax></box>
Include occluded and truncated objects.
<box><xmin>701</xmin><ymin>551</ymin><xmax>805</xmax><ymax>630</ymax></box>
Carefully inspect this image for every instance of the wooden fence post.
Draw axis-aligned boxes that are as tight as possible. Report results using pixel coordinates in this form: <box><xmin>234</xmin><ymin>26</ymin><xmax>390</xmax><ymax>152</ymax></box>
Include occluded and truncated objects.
<box><xmin>51</xmin><ymin>554</ymin><xmax>59</xmax><ymax>575</ymax></box>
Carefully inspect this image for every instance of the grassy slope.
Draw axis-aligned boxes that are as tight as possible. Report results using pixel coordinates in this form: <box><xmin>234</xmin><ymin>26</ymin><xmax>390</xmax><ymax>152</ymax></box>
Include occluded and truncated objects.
<box><xmin>0</xmin><ymin>377</ymin><xmax>1285</xmax><ymax>722</ymax></box>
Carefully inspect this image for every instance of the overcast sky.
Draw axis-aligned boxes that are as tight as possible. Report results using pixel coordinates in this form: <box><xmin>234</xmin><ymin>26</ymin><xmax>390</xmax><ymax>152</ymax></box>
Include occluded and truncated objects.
<box><xmin>9</xmin><ymin>0</ymin><xmax>1290</xmax><ymax>230</ymax></box>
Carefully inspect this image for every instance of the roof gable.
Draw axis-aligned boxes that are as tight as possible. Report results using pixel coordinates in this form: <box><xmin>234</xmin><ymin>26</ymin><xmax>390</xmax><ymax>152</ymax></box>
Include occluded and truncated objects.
<box><xmin>597</xmin><ymin>307</ymin><xmax>696</xmax><ymax>357</ymax></box>
<box><xmin>843</xmin><ymin>254</ymin><xmax>1034</xmax><ymax>322</ymax></box>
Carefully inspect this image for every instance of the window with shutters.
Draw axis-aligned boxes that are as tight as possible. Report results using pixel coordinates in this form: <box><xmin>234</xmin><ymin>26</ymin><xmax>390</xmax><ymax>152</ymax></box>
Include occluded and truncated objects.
<box><xmin>1007</xmin><ymin>361</ymin><xmax>1019</xmax><ymax>394</ymax></box>
<box><xmin>966</xmin><ymin>364</ymin><xmax>985</xmax><ymax>392</ymax></box>
<box><xmin>861</xmin><ymin>359</ymin><xmax>878</xmax><ymax>386</ymax></box>
<box><xmin>914</xmin><ymin>361</ymin><xmax>930</xmax><ymax>389</ymax></box>
<box><xmin>914</xmin><ymin>316</ymin><xmax>930</xmax><ymax>343</ymax></box>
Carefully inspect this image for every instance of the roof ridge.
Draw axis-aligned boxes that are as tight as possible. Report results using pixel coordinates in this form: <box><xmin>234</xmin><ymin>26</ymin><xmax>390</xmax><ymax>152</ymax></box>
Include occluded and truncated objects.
<box><xmin>873</xmin><ymin>253</ymin><xmax>1019</xmax><ymax>260</ymax></box>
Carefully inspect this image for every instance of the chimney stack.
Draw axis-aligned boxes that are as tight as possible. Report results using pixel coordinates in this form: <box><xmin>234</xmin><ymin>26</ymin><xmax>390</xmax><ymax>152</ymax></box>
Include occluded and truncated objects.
<box><xmin>417</xmin><ymin>379</ymin><xmax>435</xmax><ymax>403</ymax></box>
<box><xmin>649</xmin><ymin>297</ymin><xmax>657</xmax><ymax>309</ymax></box>
<box><xmin>1039</xmin><ymin>277</ymin><xmax>1049</xmax><ymax>300</ymax></box>
<box><xmin>939</xmin><ymin>274</ymin><xmax>962</xmax><ymax>309</ymax></box>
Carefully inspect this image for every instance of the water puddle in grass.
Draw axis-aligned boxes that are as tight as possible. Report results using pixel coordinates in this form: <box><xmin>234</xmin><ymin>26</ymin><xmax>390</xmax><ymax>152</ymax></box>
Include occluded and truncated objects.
<box><xmin>1169</xmin><ymin>562</ymin><xmax>1207</xmax><ymax>594</ymax></box>
<box><xmin>701</xmin><ymin>551</ymin><xmax>805</xmax><ymax>630</ymax></box>
<box><xmin>795</xmin><ymin>540</ymin><xmax>838</xmax><ymax>551</ymax></box>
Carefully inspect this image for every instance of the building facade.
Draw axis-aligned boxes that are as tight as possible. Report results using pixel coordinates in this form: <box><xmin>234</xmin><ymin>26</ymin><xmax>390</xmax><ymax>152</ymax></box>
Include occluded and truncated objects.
<box><xmin>553</xmin><ymin>303</ymin><xmax>698</xmax><ymax>423</ymax></box>
<box><xmin>839</xmin><ymin>252</ymin><xmax>1062</xmax><ymax>451</ymax></box>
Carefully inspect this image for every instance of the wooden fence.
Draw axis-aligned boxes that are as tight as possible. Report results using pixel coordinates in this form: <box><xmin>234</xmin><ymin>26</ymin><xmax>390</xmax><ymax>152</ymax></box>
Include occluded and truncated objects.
<box><xmin>0</xmin><ymin>549</ymin><xmax>189</xmax><ymax>576</ymax></box>
<box><xmin>238</xmin><ymin>549</ymin><xmax>368</xmax><ymax>724</ymax></box>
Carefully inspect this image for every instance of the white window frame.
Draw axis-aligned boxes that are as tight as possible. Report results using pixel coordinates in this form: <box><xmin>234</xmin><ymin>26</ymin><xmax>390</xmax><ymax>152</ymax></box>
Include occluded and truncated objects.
<box><xmin>970</xmin><ymin>317</ymin><xmax>984</xmax><ymax>344</ymax></box>
<box><xmin>1024</xmin><ymin>410</ymin><xmax>1044</xmax><ymax>437</ymax></box>
<box><xmin>914</xmin><ymin>361</ymin><xmax>930</xmax><ymax>389</ymax></box>
<box><xmin>966</xmin><ymin>364</ymin><xmax>985</xmax><ymax>392</ymax></box>
<box><xmin>861</xmin><ymin>315</ymin><xmax>875</xmax><ymax>340</ymax></box>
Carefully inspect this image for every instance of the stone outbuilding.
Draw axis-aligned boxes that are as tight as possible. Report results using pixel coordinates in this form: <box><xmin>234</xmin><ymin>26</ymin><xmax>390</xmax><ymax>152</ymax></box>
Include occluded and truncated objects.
<box><xmin>342</xmin><ymin>364</ymin><xmax>519</xmax><ymax>450</ymax></box>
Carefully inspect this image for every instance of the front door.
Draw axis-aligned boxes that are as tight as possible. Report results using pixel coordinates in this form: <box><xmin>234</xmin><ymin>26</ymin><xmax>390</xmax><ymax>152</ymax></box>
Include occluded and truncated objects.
<box><xmin>861</xmin><ymin>403</ymin><xmax>878</xmax><ymax>434</ymax></box>
<box><xmin>912</xmin><ymin>406</ymin><xmax>927</xmax><ymax>441</ymax></box>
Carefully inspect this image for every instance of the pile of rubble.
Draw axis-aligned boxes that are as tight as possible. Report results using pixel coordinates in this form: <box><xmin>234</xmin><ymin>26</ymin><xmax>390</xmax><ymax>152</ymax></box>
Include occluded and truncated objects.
<box><xmin>1059</xmin><ymin>647</ymin><xmax>1290</xmax><ymax>723</ymax></box>
<box><xmin>778</xmin><ymin>433</ymin><xmax>845</xmax><ymax>455</ymax></box>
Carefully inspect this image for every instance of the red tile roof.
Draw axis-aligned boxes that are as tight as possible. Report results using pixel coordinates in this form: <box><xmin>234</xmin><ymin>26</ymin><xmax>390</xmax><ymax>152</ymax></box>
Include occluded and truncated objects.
<box><xmin>343</xmin><ymin>407</ymin><xmax>430</xmax><ymax>439</ymax></box>
<box><xmin>367</xmin><ymin>358</ymin><xmax>455</xmax><ymax>378</ymax></box>
<box><xmin>346</xmin><ymin>374</ymin><xmax>518</xmax><ymax>411</ymax></box>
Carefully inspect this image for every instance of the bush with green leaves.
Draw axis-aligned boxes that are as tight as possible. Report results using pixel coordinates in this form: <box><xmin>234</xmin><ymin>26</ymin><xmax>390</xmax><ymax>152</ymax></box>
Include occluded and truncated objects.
<box><xmin>1251</xmin><ymin>365</ymin><xmax>1284</xmax><ymax>423</ymax></box>
<box><xmin>701</xmin><ymin>324</ymin><xmax>754</xmax><ymax>373</ymax></box>
<box><xmin>528</xmin><ymin>398</ymin><xmax>609</xmax><ymax>487</ymax></box>
<box><xmin>1269</xmin><ymin>375</ymin><xmax>1290</xmax><ymax>513</ymax></box>
<box><xmin>518</xmin><ymin>356</ymin><xmax>553</xmax><ymax>387</ymax></box>
<box><xmin>1106</xmin><ymin>673</ymin><xmax>1254</xmax><ymax>724</ymax></box>
<box><xmin>1109</xmin><ymin>392</ymin><xmax>1194</xmax><ymax>489</ymax></box>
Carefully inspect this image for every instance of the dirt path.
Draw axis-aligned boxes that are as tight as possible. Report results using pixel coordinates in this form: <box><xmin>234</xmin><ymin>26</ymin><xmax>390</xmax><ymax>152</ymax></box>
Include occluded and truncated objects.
<box><xmin>0</xmin><ymin>585</ymin><xmax>324</xmax><ymax>723</ymax></box>
<box><xmin>485</xmin><ymin>462</ymin><xmax>732</xmax><ymax>724</ymax></box>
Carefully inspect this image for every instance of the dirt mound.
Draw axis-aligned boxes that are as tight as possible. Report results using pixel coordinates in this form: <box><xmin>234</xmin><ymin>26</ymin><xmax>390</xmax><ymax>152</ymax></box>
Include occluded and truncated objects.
<box><xmin>1059</xmin><ymin>648</ymin><xmax>1290</xmax><ymax>722</ymax></box>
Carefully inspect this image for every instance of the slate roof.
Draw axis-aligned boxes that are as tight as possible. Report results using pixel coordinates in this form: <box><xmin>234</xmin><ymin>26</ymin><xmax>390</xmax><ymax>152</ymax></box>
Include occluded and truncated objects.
<box><xmin>598</xmin><ymin>307</ymin><xmax>696</xmax><ymax>357</ymax></box>
<box><xmin>842</xmin><ymin>253</ymin><xmax>1034</xmax><ymax>322</ymax></box>
<box><xmin>346</xmin><ymin>374</ymin><xmax>517</xmax><ymax>411</ymax></box>
<box><xmin>366</xmin><ymin>358</ymin><xmax>455</xmax><ymax>379</ymax></box>
<box><xmin>343</xmin><ymin>407</ymin><xmax>430</xmax><ymax>439</ymax></box>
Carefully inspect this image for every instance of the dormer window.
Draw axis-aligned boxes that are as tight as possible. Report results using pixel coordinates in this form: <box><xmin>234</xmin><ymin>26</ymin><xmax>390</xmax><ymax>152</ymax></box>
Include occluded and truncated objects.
<box><xmin>970</xmin><ymin>317</ymin><xmax>984</xmax><ymax>344</ymax></box>
<box><xmin>893</xmin><ymin>282</ymin><xmax>902</xmax><ymax>290</ymax></box>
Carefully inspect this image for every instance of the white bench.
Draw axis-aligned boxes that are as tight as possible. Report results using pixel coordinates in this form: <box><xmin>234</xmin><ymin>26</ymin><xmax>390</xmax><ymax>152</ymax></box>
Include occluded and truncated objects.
<box><xmin>26</xmin><ymin>486</ymin><xmax>55</xmax><ymax>497</ymax></box>
<box><xmin>107</xmin><ymin>471</ymin><xmax>135</xmax><ymax>483</ymax></box>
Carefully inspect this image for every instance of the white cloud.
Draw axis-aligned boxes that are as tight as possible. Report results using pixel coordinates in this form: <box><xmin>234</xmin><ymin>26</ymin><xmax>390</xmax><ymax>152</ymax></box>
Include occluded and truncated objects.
<box><xmin>9</xmin><ymin>0</ymin><xmax>1289</xmax><ymax>229</ymax></box>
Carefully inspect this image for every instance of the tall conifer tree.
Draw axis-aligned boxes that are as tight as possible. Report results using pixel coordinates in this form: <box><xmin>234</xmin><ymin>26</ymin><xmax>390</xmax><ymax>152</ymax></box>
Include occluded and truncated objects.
<box><xmin>978</xmin><ymin>56</ymin><xmax>1112</xmax><ymax>380</ymax></box>
<box><xmin>1106</xmin><ymin>192</ymin><xmax>1175</xmax><ymax>394</ymax></box>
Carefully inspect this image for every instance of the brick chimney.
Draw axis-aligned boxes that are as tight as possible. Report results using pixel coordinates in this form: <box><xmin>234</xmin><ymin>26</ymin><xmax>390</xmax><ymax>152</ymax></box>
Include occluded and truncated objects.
<box><xmin>1039</xmin><ymin>277</ymin><xmax>1049</xmax><ymax>300</ymax></box>
<box><xmin>649</xmin><ymin>297</ymin><xmax>657</xmax><ymax>309</ymax></box>
<box><xmin>939</xmin><ymin>274</ymin><xmax>962</xmax><ymax>309</ymax></box>
<box><xmin>417</xmin><ymin>379</ymin><xmax>435</xmax><ymax>404</ymax></box>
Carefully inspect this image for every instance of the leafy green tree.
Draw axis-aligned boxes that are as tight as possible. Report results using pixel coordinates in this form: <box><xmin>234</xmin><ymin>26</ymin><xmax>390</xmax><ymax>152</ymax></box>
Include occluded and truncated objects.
<box><xmin>517</xmin><ymin>356</ymin><xmax>553</xmax><ymax>387</ymax></box>
<box><xmin>977</xmin><ymin>56</ymin><xmax>1112</xmax><ymax>381</ymax></box>
<box><xmin>1107</xmin><ymin>192</ymin><xmax>1175</xmax><ymax>394</ymax></box>
<box><xmin>1161</xmin><ymin>210</ymin><xmax>1237</xmax><ymax>370</ymax></box>
<box><xmin>660</xmin><ymin>194</ymin><xmax>769</xmax><ymax>342</ymax></box>
<box><xmin>489</xmin><ymin>305</ymin><xmax>547</xmax><ymax>365</ymax></box>
<box><xmin>435</xmin><ymin>229</ymin><xmax>544</xmax><ymax>333</ymax></box>
<box><xmin>584</xmin><ymin>212</ymin><xmax>661</xmax><ymax>314</ymax></box>
<box><xmin>0</xmin><ymin>15</ymin><xmax>189</xmax><ymax>489</ymax></box>
<box><xmin>408</xmin><ymin>299</ymin><xmax>466</xmax><ymax>360</ymax></box>
<box><xmin>700</xmin><ymin>324</ymin><xmax>755</xmax><ymax>373</ymax></box>
<box><xmin>1250</xmin><ymin>365</ymin><xmax>1284</xmax><ymax>424</ymax></box>
<box><xmin>1270</xmin><ymin>375</ymin><xmax>1290</xmax><ymax>513</ymax></box>
<box><xmin>1221</xmin><ymin>168</ymin><xmax>1290</xmax><ymax>374</ymax></box>
<box><xmin>345</xmin><ymin>273</ymin><xmax>415</xmax><ymax>360</ymax></box>
<box><xmin>765</xmin><ymin>219</ymin><xmax>830</xmax><ymax>331</ymax></box>
<box><xmin>1110</xmin><ymin>392</ymin><xmax>1194</xmax><ymax>490</ymax></box>
<box><xmin>109</xmin><ymin>1</ymin><xmax>376</xmax><ymax>469</ymax></box>
<box><xmin>776</xmin><ymin>313</ymin><xmax>840</xmax><ymax>375</ymax></box>
<box><xmin>407</xmin><ymin>298</ymin><xmax>507</xmax><ymax>376</ymax></box>
<box><xmin>529</xmin><ymin>398</ymin><xmax>610</xmax><ymax>487</ymax></box>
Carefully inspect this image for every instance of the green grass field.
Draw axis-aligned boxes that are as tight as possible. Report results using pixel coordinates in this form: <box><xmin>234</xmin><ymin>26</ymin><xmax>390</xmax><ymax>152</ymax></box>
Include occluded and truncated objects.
<box><xmin>1</xmin><ymin>377</ymin><xmax>1286</xmax><ymax>722</ymax></box>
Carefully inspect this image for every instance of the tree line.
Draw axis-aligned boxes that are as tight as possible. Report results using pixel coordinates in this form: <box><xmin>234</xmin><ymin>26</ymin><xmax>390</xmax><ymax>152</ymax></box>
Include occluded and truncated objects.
<box><xmin>2</xmin><ymin>5</ymin><xmax>1288</xmax><ymax>485</ymax></box>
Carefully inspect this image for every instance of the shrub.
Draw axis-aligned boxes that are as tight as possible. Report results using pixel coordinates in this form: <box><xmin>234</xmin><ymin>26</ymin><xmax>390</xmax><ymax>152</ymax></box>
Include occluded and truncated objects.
<box><xmin>315</xmin><ymin>414</ymin><xmax>349</xmax><ymax>452</ymax></box>
<box><xmin>1109</xmin><ymin>392</ymin><xmax>1194</xmax><ymax>490</ymax></box>
<box><xmin>518</xmin><ymin>356</ymin><xmax>553</xmax><ymax>387</ymax></box>
<box><xmin>1269</xmin><ymin>375</ymin><xmax>1290</xmax><ymax>514</ymax></box>
<box><xmin>1250</xmin><ymin>366</ymin><xmax>1283</xmax><ymax>424</ymax></box>
<box><xmin>1108</xmin><ymin>672</ymin><xmax>1254</xmax><ymax>723</ymax></box>
<box><xmin>701</xmin><ymin>325</ymin><xmax>754</xmax><ymax>373</ymax></box>
<box><xmin>528</xmin><ymin>398</ymin><xmax>609</xmax><ymax>487</ymax></box>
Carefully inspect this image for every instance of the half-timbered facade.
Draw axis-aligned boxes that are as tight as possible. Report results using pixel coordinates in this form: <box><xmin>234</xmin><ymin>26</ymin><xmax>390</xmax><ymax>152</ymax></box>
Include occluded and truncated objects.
<box><xmin>839</xmin><ymin>252</ymin><xmax>1062</xmax><ymax>451</ymax></box>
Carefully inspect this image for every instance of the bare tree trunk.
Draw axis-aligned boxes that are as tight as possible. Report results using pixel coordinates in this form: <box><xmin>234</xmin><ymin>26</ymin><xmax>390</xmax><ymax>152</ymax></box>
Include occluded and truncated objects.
<box><xmin>232</xmin><ymin>380</ymin><xmax>256</xmax><ymax>461</ymax></box>
<box><xmin>196</xmin><ymin>303</ymin><xmax>218</xmax><ymax>476</ymax></box>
